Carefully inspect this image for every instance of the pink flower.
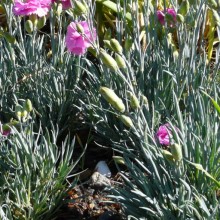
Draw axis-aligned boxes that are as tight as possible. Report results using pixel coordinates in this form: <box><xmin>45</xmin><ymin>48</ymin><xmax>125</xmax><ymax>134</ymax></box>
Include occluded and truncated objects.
<box><xmin>52</xmin><ymin>0</ymin><xmax>72</xmax><ymax>10</ymax></box>
<box><xmin>157</xmin><ymin>8</ymin><xmax>176</xmax><ymax>26</ymax></box>
<box><xmin>13</xmin><ymin>0</ymin><xmax>52</xmax><ymax>17</ymax></box>
<box><xmin>66</xmin><ymin>21</ymin><xmax>96</xmax><ymax>55</ymax></box>
<box><xmin>156</xmin><ymin>123</ymin><xmax>173</xmax><ymax>146</ymax></box>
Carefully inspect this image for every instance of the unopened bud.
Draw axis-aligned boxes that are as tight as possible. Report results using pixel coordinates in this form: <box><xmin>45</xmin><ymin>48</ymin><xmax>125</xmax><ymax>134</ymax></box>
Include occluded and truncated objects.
<box><xmin>208</xmin><ymin>0</ymin><xmax>217</xmax><ymax>8</ymax></box>
<box><xmin>23</xmin><ymin>99</ymin><xmax>33</xmax><ymax>113</ymax></box>
<box><xmin>15</xmin><ymin>105</ymin><xmax>23</xmax><ymax>120</ymax></box>
<box><xmin>129</xmin><ymin>92</ymin><xmax>140</xmax><ymax>110</ymax></box>
<box><xmin>4</xmin><ymin>32</ymin><xmax>16</xmax><ymax>44</ymax></box>
<box><xmin>99</xmin><ymin>49</ymin><xmax>118</xmax><ymax>71</ymax></box>
<box><xmin>110</xmin><ymin>38</ymin><xmax>123</xmax><ymax>54</ymax></box>
<box><xmin>119</xmin><ymin>115</ymin><xmax>134</xmax><ymax>128</ymax></box>
<box><xmin>103</xmin><ymin>40</ymin><xmax>113</xmax><ymax>50</ymax></box>
<box><xmin>124</xmin><ymin>37</ymin><xmax>133</xmax><ymax>52</ymax></box>
<box><xmin>176</xmin><ymin>14</ymin><xmax>184</xmax><ymax>23</ymax></box>
<box><xmin>162</xmin><ymin>150</ymin><xmax>175</xmax><ymax>162</ymax></box>
<box><xmin>115</xmin><ymin>54</ymin><xmax>126</xmax><ymax>69</ymax></box>
<box><xmin>170</xmin><ymin>143</ymin><xmax>183</xmax><ymax>161</ymax></box>
<box><xmin>21</xmin><ymin>110</ymin><xmax>28</xmax><ymax>118</ymax></box>
<box><xmin>74</xmin><ymin>0</ymin><xmax>87</xmax><ymax>14</ymax></box>
<box><xmin>100</xmin><ymin>87</ymin><xmax>125</xmax><ymax>112</ymax></box>
<box><xmin>37</xmin><ymin>16</ymin><xmax>46</xmax><ymax>30</ymax></box>
<box><xmin>76</xmin><ymin>23</ymin><xmax>84</xmax><ymax>34</ymax></box>
<box><xmin>178</xmin><ymin>0</ymin><xmax>190</xmax><ymax>16</ymax></box>
<box><xmin>56</xmin><ymin>3</ymin><xmax>63</xmax><ymax>16</ymax></box>
<box><xmin>25</xmin><ymin>20</ymin><xmax>34</xmax><ymax>33</ymax></box>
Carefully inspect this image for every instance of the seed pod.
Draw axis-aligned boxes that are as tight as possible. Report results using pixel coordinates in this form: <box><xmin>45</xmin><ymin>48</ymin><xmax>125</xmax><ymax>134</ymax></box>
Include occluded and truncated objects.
<box><xmin>176</xmin><ymin>14</ymin><xmax>184</xmax><ymax>23</ymax></box>
<box><xmin>170</xmin><ymin>143</ymin><xmax>183</xmax><ymax>161</ymax></box>
<box><xmin>100</xmin><ymin>87</ymin><xmax>125</xmax><ymax>112</ymax></box>
<box><xmin>99</xmin><ymin>50</ymin><xmax>118</xmax><ymax>71</ymax></box>
<box><xmin>119</xmin><ymin>115</ymin><xmax>134</xmax><ymax>128</ymax></box>
<box><xmin>37</xmin><ymin>16</ymin><xmax>46</xmax><ymax>30</ymax></box>
<box><xmin>23</xmin><ymin>99</ymin><xmax>33</xmax><ymax>113</ymax></box>
<box><xmin>74</xmin><ymin>0</ymin><xmax>87</xmax><ymax>14</ymax></box>
<box><xmin>25</xmin><ymin>20</ymin><xmax>34</xmax><ymax>33</ymax></box>
<box><xmin>115</xmin><ymin>54</ymin><xmax>126</xmax><ymax>69</ymax></box>
<box><xmin>178</xmin><ymin>0</ymin><xmax>190</xmax><ymax>16</ymax></box>
<box><xmin>110</xmin><ymin>38</ymin><xmax>123</xmax><ymax>54</ymax></box>
<box><xmin>15</xmin><ymin>105</ymin><xmax>23</xmax><ymax>121</ymax></box>
<box><xmin>162</xmin><ymin>150</ymin><xmax>175</xmax><ymax>162</ymax></box>
<box><xmin>129</xmin><ymin>93</ymin><xmax>140</xmax><ymax>110</ymax></box>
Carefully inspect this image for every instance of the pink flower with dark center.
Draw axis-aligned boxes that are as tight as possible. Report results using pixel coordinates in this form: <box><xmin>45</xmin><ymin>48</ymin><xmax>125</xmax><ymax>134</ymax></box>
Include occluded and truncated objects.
<box><xmin>52</xmin><ymin>0</ymin><xmax>72</xmax><ymax>10</ymax></box>
<box><xmin>157</xmin><ymin>8</ymin><xmax>176</xmax><ymax>26</ymax></box>
<box><xmin>66</xmin><ymin>21</ymin><xmax>96</xmax><ymax>55</ymax></box>
<box><xmin>156</xmin><ymin>123</ymin><xmax>173</xmax><ymax>146</ymax></box>
<box><xmin>13</xmin><ymin>0</ymin><xmax>52</xmax><ymax>17</ymax></box>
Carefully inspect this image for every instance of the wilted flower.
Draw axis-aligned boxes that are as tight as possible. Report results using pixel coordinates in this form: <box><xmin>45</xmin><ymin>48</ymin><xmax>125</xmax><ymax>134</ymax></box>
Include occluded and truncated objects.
<box><xmin>156</xmin><ymin>123</ymin><xmax>173</xmax><ymax>146</ymax></box>
<box><xmin>52</xmin><ymin>0</ymin><xmax>71</xmax><ymax>10</ymax></box>
<box><xmin>66</xmin><ymin>21</ymin><xmax>96</xmax><ymax>55</ymax></box>
<box><xmin>13</xmin><ymin>0</ymin><xmax>52</xmax><ymax>17</ymax></box>
<box><xmin>157</xmin><ymin>8</ymin><xmax>176</xmax><ymax>26</ymax></box>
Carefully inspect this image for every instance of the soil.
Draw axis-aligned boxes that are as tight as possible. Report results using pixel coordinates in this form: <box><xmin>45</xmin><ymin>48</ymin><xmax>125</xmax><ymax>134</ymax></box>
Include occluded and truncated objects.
<box><xmin>56</xmin><ymin>129</ymin><xmax>126</xmax><ymax>220</ymax></box>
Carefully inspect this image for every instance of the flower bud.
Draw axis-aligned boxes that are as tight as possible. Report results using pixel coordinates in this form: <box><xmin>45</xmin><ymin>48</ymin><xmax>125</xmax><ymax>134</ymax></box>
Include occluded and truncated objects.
<box><xmin>112</xmin><ymin>156</ymin><xmax>125</xmax><ymax>165</ymax></box>
<box><xmin>162</xmin><ymin>150</ymin><xmax>175</xmax><ymax>162</ymax></box>
<box><xmin>100</xmin><ymin>87</ymin><xmax>125</xmax><ymax>112</ymax></box>
<box><xmin>129</xmin><ymin>93</ymin><xmax>140</xmax><ymax>110</ymax></box>
<box><xmin>176</xmin><ymin>14</ymin><xmax>184</xmax><ymax>23</ymax></box>
<box><xmin>110</xmin><ymin>38</ymin><xmax>123</xmax><ymax>54</ymax></box>
<box><xmin>23</xmin><ymin>99</ymin><xmax>33</xmax><ymax>113</ymax></box>
<box><xmin>76</xmin><ymin>23</ymin><xmax>84</xmax><ymax>34</ymax></box>
<box><xmin>29</xmin><ymin>14</ymin><xmax>38</xmax><ymax>27</ymax></box>
<box><xmin>25</xmin><ymin>20</ymin><xmax>34</xmax><ymax>33</ymax></box>
<box><xmin>103</xmin><ymin>40</ymin><xmax>113</xmax><ymax>50</ymax></box>
<box><xmin>170</xmin><ymin>143</ymin><xmax>182</xmax><ymax>161</ymax></box>
<box><xmin>56</xmin><ymin>3</ymin><xmax>63</xmax><ymax>16</ymax></box>
<box><xmin>178</xmin><ymin>0</ymin><xmax>189</xmax><ymax>16</ymax></box>
<box><xmin>21</xmin><ymin>110</ymin><xmax>28</xmax><ymax>118</ymax></box>
<box><xmin>119</xmin><ymin>115</ymin><xmax>134</xmax><ymax>128</ymax></box>
<box><xmin>37</xmin><ymin>16</ymin><xmax>46</xmax><ymax>30</ymax></box>
<box><xmin>124</xmin><ymin>37</ymin><xmax>133</xmax><ymax>52</ymax></box>
<box><xmin>74</xmin><ymin>0</ymin><xmax>87</xmax><ymax>14</ymax></box>
<box><xmin>3</xmin><ymin>32</ymin><xmax>16</xmax><ymax>44</ymax></box>
<box><xmin>15</xmin><ymin>105</ymin><xmax>22</xmax><ymax>121</ymax></box>
<box><xmin>208</xmin><ymin>0</ymin><xmax>217</xmax><ymax>8</ymax></box>
<box><xmin>115</xmin><ymin>54</ymin><xmax>126</xmax><ymax>69</ymax></box>
<box><xmin>99</xmin><ymin>50</ymin><xmax>118</xmax><ymax>71</ymax></box>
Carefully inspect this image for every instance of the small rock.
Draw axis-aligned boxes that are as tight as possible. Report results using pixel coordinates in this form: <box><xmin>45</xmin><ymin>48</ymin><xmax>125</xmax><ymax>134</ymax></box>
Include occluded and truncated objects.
<box><xmin>95</xmin><ymin>161</ymin><xmax>112</xmax><ymax>177</ymax></box>
<box><xmin>90</xmin><ymin>171</ymin><xmax>111</xmax><ymax>189</ymax></box>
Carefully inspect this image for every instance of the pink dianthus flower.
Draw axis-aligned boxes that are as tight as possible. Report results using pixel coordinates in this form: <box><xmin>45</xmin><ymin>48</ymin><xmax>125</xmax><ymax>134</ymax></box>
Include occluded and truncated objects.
<box><xmin>52</xmin><ymin>0</ymin><xmax>72</xmax><ymax>10</ymax></box>
<box><xmin>13</xmin><ymin>0</ymin><xmax>52</xmax><ymax>17</ymax></box>
<box><xmin>157</xmin><ymin>8</ymin><xmax>176</xmax><ymax>26</ymax></box>
<box><xmin>65</xmin><ymin>21</ymin><xmax>96</xmax><ymax>55</ymax></box>
<box><xmin>156</xmin><ymin>123</ymin><xmax>173</xmax><ymax>146</ymax></box>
